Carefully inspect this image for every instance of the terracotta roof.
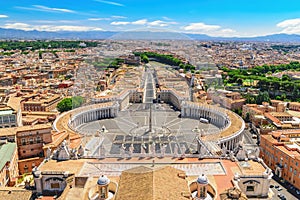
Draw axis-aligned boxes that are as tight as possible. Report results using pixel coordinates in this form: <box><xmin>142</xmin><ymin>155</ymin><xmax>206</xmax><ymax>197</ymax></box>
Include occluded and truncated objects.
<box><xmin>0</xmin><ymin>188</ymin><xmax>32</xmax><ymax>200</ymax></box>
<box><xmin>264</xmin><ymin>113</ymin><xmax>281</xmax><ymax>125</ymax></box>
<box><xmin>115</xmin><ymin>165</ymin><xmax>190</xmax><ymax>200</ymax></box>
<box><xmin>0</xmin><ymin>123</ymin><xmax>52</xmax><ymax>137</ymax></box>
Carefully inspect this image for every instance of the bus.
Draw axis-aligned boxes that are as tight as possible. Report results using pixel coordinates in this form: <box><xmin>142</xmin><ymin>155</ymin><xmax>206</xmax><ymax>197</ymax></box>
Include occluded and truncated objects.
<box><xmin>200</xmin><ymin>118</ymin><xmax>209</xmax><ymax>123</ymax></box>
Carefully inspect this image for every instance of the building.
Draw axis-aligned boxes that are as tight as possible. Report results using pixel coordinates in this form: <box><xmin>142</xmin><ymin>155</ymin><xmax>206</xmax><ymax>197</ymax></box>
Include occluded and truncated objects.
<box><xmin>0</xmin><ymin>188</ymin><xmax>32</xmax><ymax>200</ymax></box>
<box><xmin>22</xmin><ymin>94</ymin><xmax>62</xmax><ymax>112</ymax></box>
<box><xmin>15</xmin><ymin>124</ymin><xmax>53</xmax><ymax>174</ymax></box>
<box><xmin>260</xmin><ymin>129</ymin><xmax>300</xmax><ymax>190</ymax></box>
<box><xmin>0</xmin><ymin>105</ymin><xmax>18</xmax><ymax>128</ymax></box>
<box><xmin>32</xmin><ymin>147</ymin><xmax>273</xmax><ymax>200</ymax></box>
<box><xmin>0</xmin><ymin>142</ymin><xmax>19</xmax><ymax>186</ymax></box>
<box><xmin>208</xmin><ymin>89</ymin><xmax>245</xmax><ymax>110</ymax></box>
<box><xmin>242</xmin><ymin>102</ymin><xmax>300</xmax><ymax>130</ymax></box>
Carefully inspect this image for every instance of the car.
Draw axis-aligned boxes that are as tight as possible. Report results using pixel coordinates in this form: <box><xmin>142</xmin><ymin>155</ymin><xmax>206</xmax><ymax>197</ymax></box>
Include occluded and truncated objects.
<box><xmin>296</xmin><ymin>189</ymin><xmax>300</xmax><ymax>195</ymax></box>
<box><xmin>275</xmin><ymin>185</ymin><xmax>280</xmax><ymax>189</ymax></box>
<box><xmin>280</xmin><ymin>195</ymin><xmax>286</xmax><ymax>200</ymax></box>
<box><xmin>270</xmin><ymin>184</ymin><xmax>274</xmax><ymax>188</ymax></box>
<box><xmin>278</xmin><ymin>193</ymin><xmax>283</xmax><ymax>198</ymax></box>
<box><xmin>277</xmin><ymin>187</ymin><xmax>283</xmax><ymax>191</ymax></box>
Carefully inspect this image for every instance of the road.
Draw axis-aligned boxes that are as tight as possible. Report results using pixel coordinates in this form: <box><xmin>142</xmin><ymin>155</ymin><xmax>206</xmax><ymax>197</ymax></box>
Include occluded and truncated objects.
<box><xmin>243</xmin><ymin>129</ymin><xmax>257</xmax><ymax>145</ymax></box>
<box><xmin>143</xmin><ymin>69</ymin><xmax>155</xmax><ymax>104</ymax></box>
<box><xmin>270</xmin><ymin>177</ymin><xmax>299</xmax><ymax>199</ymax></box>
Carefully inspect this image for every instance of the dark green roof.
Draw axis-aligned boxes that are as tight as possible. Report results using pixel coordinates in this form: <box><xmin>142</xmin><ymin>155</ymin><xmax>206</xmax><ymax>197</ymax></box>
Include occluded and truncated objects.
<box><xmin>0</xmin><ymin>143</ymin><xmax>16</xmax><ymax>170</ymax></box>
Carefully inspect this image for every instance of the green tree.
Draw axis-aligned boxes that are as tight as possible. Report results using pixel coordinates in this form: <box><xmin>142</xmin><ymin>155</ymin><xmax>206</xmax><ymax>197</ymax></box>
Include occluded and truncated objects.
<box><xmin>72</xmin><ymin>96</ymin><xmax>84</xmax><ymax>108</ymax></box>
<box><xmin>256</xmin><ymin>91</ymin><xmax>270</xmax><ymax>104</ymax></box>
<box><xmin>245</xmin><ymin>112</ymin><xmax>250</xmax><ymax>123</ymax></box>
<box><xmin>141</xmin><ymin>54</ymin><xmax>149</xmax><ymax>63</ymax></box>
<box><xmin>57</xmin><ymin>98</ymin><xmax>72</xmax><ymax>112</ymax></box>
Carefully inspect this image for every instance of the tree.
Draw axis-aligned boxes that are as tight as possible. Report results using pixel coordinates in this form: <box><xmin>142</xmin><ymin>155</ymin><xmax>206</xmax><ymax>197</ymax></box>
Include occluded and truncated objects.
<box><xmin>282</xmin><ymin>74</ymin><xmax>291</xmax><ymax>81</ymax></box>
<box><xmin>141</xmin><ymin>54</ymin><xmax>149</xmax><ymax>63</ymax></box>
<box><xmin>256</xmin><ymin>91</ymin><xmax>270</xmax><ymax>104</ymax></box>
<box><xmin>57</xmin><ymin>98</ymin><xmax>72</xmax><ymax>112</ymax></box>
<box><xmin>72</xmin><ymin>96</ymin><xmax>84</xmax><ymax>108</ymax></box>
<box><xmin>245</xmin><ymin>112</ymin><xmax>250</xmax><ymax>123</ymax></box>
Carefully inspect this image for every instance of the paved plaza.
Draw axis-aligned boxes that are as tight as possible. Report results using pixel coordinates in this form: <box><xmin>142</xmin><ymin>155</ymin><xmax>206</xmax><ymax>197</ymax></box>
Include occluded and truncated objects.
<box><xmin>79</xmin><ymin>161</ymin><xmax>226</xmax><ymax>177</ymax></box>
<box><xmin>78</xmin><ymin>103</ymin><xmax>219</xmax><ymax>157</ymax></box>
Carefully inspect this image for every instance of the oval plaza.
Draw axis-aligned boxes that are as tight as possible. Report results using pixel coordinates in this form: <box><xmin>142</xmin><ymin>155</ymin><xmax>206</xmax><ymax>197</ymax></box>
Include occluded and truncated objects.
<box><xmin>53</xmin><ymin>64</ymin><xmax>245</xmax><ymax>158</ymax></box>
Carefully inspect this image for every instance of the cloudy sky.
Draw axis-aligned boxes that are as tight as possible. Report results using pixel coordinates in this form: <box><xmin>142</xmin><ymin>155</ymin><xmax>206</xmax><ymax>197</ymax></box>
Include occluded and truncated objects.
<box><xmin>1</xmin><ymin>0</ymin><xmax>300</xmax><ymax>37</ymax></box>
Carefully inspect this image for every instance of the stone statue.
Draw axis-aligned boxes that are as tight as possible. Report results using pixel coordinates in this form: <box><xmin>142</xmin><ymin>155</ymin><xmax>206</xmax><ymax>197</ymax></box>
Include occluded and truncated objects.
<box><xmin>120</xmin><ymin>143</ymin><xmax>126</xmax><ymax>158</ymax></box>
<box><xmin>77</xmin><ymin>144</ymin><xmax>84</xmax><ymax>158</ymax></box>
<box><xmin>174</xmin><ymin>144</ymin><xmax>179</xmax><ymax>157</ymax></box>
<box><xmin>181</xmin><ymin>145</ymin><xmax>186</xmax><ymax>158</ymax></box>
<box><xmin>161</xmin><ymin>144</ymin><xmax>166</xmax><ymax>157</ymax></box>
<box><xmin>129</xmin><ymin>144</ymin><xmax>134</xmax><ymax>157</ymax></box>
<box><xmin>151</xmin><ymin>142</ymin><xmax>156</xmax><ymax>156</ymax></box>
<box><xmin>46</xmin><ymin>147</ymin><xmax>51</xmax><ymax>160</ymax></box>
<box><xmin>141</xmin><ymin>142</ymin><xmax>146</xmax><ymax>156</ymax></box>
<box><xmin>100</xmin><ymin>145</ymin><xmax>106</xmax><ymax>158</ymax></box>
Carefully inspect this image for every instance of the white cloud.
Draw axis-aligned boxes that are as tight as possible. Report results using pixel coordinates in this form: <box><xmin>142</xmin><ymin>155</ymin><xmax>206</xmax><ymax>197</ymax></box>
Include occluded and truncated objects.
<box><xmin>111</xmin><ymin>21</ymin><xmax>130</xmax><ymax>25</ymax></box>
<box><xmin>277</xmin><ymin>18</ymin><xmax>300</xmax><ymax>28</ymax></box>
<box><xmin>183</xmin><ymin>22</ymin><xmax>220</xmax><ymax>31</ymax></box>
<box><xmin>131</xmin><ymin>19</ymin><xmax>148</xmax><ymax>25</ymax></box>
<box><xmin>0</xmin><ymin>15</ymin><xmax>8</xmax><ymax>18</ymax></box>
<box><xmin>3</xmin><ymin>23</ymin><xmax>32</xmax><ymax>31</ymax></box>
<box><xmin>111</xmin><ymin>19</ymin><xmax>176</xmax><ymax>27</ymax></box>
<box><xmin>182</xmin><ymin>22</ymin><xmax>237</xmax><ymax>37</ymax></box>
<box><xmin>88</xmin><ymin>18</ymin><xmax>111</xmax><ymax>21</ymax></box>
<box><xmin>32</xmin><ymin>5</ymin><xmax>75</xmax><ymax>13</ymax></box>
<box><xmin>2</xmin><ymin>23</ymin><xmax>102</xmax><ymax>32</ymax></box>
<box><xmin>148</xmin><ymin>20</ymin><xmax>177</xmax><ymax>27</ymax></box>
<box><xmin>277</xmin><ymin>18</ymin><xmax>300</xmax><ymax>34</ymax></box>
<box><xmin>111</xmin><ymin>19</ymin><xmax>147</xmax><ymax>25</ymax></box>
<box><xmin>111</xmin><ymin>15</ymin><xmax>127</xmax><ymax>19</ymax></box>
<box><xmin>162</xmin><ymin>16</ymin><xmax>172</xmax><ymax>21</ymax></box>
<box><xmin>94</xmin><ymin>0</ymin><xmax>124</xmax><ymax>7</ymax></box>
<box><xmin>16</xmin><ymin>5</ymin><xmax>75</xmax><ymax>13</ymax></box>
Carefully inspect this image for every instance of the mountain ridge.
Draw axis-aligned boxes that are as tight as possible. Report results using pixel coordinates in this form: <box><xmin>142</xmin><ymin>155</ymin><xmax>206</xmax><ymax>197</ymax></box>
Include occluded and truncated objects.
<box><xmin>0</xmin><ymin>28</ymin><xmax>300</xmax><ymax>43</ymax></box>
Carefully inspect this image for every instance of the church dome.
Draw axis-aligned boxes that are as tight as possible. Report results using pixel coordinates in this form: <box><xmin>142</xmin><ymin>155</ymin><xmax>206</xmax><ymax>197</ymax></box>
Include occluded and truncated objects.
<box><xmin>97</xmin><ymin>175</ymin><xmax>110</xmax><ymax>185</ymax></box>
<box><xmin>197</xmin><ymin>174</ymin><xmax>208</xmax><ymax>184</ymax></box>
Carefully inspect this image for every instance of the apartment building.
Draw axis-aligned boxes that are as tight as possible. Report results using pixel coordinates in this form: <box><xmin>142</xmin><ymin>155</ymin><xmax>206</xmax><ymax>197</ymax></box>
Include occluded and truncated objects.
<box><xmin>260</xmin><ymin>130</ymin><xmax>300</xmax><ymax>190</ymax></box>
<box><xmin>15</xmin><ymin>124</ymin><xmax>53</xmax><ymax>174</ymax></box>
<box><xmin>0</xmin><ymin>142</ymin><xmax>19</xmax><ymax>186</ymax></box>
<box><xmin>22</xmin><ymin>94</ymin><xmax>62</xmax><ymax>112</ymax></box>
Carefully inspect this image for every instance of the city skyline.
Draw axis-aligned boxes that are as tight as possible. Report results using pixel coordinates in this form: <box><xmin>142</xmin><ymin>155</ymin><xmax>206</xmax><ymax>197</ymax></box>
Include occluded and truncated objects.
<box><xmin>1</xmin><ymin>0</ymin><xmax>300</xmax><ymax>37</ymax></box>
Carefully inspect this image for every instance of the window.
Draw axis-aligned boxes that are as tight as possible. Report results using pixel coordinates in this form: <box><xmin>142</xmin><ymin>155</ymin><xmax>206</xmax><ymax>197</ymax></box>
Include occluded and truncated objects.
<box><xmin>24</xmin><ymin>165</ymin><xmax>28</xmax><ymax>173</ymax></box>
<box><xmin>246</xmin><ymin>186</ymin><xmax>255</xmax><ymax>192</ymax></box>
<box><xmin>21</xmin><ymin>138</ymin><xmax>26</xmax><ymax>145</ymax></box>
<box><xmin>37</xmin><ymin>136</ymin><xmax>41</xmax><ymax>143</ymax></box>
<box><xmin>290</xmin><ymin>167</ymin><xmax>293</xmax><ymax>172</ymax></box>
<box><xmin>294</xmin><ymin>170</ymin><xmax>297</xmax><ymax>175</ymax></box>
<box><xmin>199</xmin><ymin>187</ymin><xmax>206</xmax><ymax>197</ymax></box>
<box><xmin>29</xmin><ymin>138</ymin><xmax>33</xmax><ymax>144</ymax></box>
<box><xmin>100</xmin><ymin>187</ymin><xmax>106</xmax><ymax>198</ymax></box>
<box><xmin>51</xmin><ymin>183</ymin><xmax>60</xmax><ymax>189</ymax></box>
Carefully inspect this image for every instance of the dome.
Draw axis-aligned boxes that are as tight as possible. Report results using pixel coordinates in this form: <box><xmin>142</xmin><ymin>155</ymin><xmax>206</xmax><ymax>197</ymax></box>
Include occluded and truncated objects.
<box><xmin>197</xmin><ymin>174</ymin><xmax>208</xmax><ymax>184</ymax></box>
<box><xmin>97</xmin><ymin>175</ymin><xmax>110</xmax><ymax>185</ymax></box>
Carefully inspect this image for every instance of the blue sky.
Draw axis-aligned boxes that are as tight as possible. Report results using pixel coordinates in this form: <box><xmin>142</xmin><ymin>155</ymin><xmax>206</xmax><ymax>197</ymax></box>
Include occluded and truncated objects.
<box><xmin>0</xmin><ymin>0</ymin><xmax>300</xmax><ymax>37</ymax></box>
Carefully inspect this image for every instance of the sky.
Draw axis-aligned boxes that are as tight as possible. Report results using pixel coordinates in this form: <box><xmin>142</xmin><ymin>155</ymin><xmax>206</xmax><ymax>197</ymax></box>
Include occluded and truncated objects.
<box><xmin>1</xmin><ymin>0</ymin><xmax>300</xmax><ymax>37</ymax></box>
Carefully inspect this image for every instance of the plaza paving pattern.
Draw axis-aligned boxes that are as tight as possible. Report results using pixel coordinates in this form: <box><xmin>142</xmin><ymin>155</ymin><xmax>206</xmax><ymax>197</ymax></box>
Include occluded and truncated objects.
<box><xmin>78</xmin><ymin>103</ymin><xmax>220</xmax><ymax>157</ymax></box>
